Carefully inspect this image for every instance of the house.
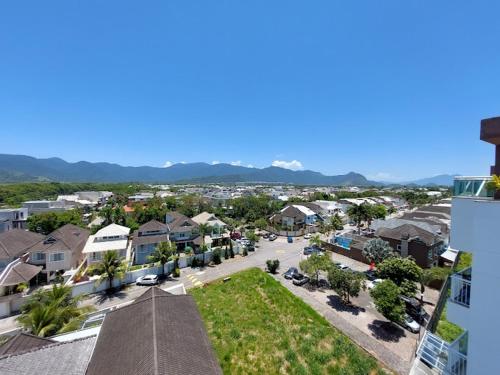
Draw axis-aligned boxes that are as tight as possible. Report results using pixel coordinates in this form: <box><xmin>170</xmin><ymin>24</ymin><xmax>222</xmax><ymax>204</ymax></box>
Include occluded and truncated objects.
<box><xmin>270</xmin><ymin>205</ymin><xmax>319</xmax><ymax>231</ymax></box>
<box><xmin>0</xmin><ymin>229</ymin><xmax>44</xmax><ymax>270</ymax></box>
<box><xmin>86</xmin><ymin>287</ymin><xmax>222</xmax><ymax>375</ymax></box>
<box><xmin>0</xmin><ymin>208</ymin><xmax>28</xmax><ymax>233</ymax></box>
<box><xmin>371</xmin><ymin>219</ymin><xmax>444</xmax><ymax>268</ymax></box>
<box><xmin>191</xmin><ymin>212</ymin><xmax>229</xmax><ymax>246</ymax></box>
<box><xmin>165</xmin><ymin>212</ymin><xmax>201</xmax><ymax>250</ymax></box>
<box><xmin>22</xmin><ymin>200</ymin><xmax>73</xmax><ymax>215</ymax></box>
<box><xmin>27</xmin><ymin>224</ymin><xmax>90</xmax><ymax>282</ymax></box>
<box><xmin>132</xmin><ymin>220</ymin><xmax>170</xmax><ymax>265</ymax></box>
<box><xmin>82</xmin><ymin>224</ymin><xmax>131</xmax><ymax>264</ymax></box>
<box><xmin>0</xmin><ymin>288</ymin><xmax>216</xmax><ymax>375</ymax></box>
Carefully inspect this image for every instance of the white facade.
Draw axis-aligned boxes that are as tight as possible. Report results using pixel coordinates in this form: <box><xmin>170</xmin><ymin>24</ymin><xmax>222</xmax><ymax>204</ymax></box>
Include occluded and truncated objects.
<box><xmin>0</xmin><ymin>208</ymin><xmax>28</xmax><ymax>233</ymax></box>
<box><xmin>82</xmin><ymin>224</ymin><xmax>131</xmax><ymax>264</ymax></box>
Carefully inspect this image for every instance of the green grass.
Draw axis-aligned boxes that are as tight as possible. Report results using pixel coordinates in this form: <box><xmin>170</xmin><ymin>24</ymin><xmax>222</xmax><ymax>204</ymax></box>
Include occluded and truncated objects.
<box><xmin>436</xmin><ymin>306</ymin><xmax>464</xmax><ymax>342</ymax></box>
<box><xmin>190</xmin><ymin>268</ymin><xmax>387</xmax><ymax>375</ymax></box>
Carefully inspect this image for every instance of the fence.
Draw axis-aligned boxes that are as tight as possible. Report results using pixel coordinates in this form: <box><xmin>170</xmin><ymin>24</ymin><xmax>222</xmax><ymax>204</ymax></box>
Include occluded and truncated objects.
<box><xmin>265</xmin><ymin>226</ymin><xmax>318</xmax><ymax>237</ymax></box>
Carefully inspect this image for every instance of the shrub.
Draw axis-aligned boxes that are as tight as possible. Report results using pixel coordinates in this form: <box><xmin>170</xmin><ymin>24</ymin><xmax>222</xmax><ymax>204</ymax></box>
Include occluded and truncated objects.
<box><xmin>422</xmin><ymin>267</ymin><xmax>451</xmax><ymax>289</ymax></box>
<box><xmin>229</xmin><ymin>244</ymin><xmax>235</xmax><ymax>258</ymax></box>
<box><xmin>266</xmin><ymin>259</ymin><xmax>280</xmax><ymax>274</ymax></box>
<box><xmin>173</xmin><ymin>268</ymin><xmax>180</xmax><ymax>278</ymax></box>
<box><xmin>191</xmin><ymin>257</ymin><xmax>199</xmax><ymax>268</ymax></box>
<box><xmin>242</xmin><ymin>247</ymin><xmax>248</xmax><ymax>256</ymax></box>
<box><xmin>224</xmin><ymin>246</ymin><xmax>229</xmax><ymax>260</ymax></box>
<box><xmin>213</xmin><ymin>249</ymin><xmax>222</xmax><ymax>265</ymax></box>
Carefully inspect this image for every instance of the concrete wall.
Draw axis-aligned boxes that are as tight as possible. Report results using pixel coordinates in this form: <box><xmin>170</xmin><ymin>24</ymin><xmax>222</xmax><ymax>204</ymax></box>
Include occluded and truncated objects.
<box><xmin>322</xmin><ymin>242</ymin><xmax>371</xmax><ymax>265</ymax></box>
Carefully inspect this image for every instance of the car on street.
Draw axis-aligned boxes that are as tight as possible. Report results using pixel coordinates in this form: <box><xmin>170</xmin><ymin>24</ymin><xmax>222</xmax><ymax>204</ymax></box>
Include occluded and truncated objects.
<box><xmin>292</xmin><ymin>273</ymin><xmax>310</xmax><ymax>286</ymax></box>
<box><xmin>262</xmin><ymin>233</ymin><xmax>270</xmax><ymax>239</ymax></box>
<box><xmin>303</xmin><ymin>246</ymin><xmax>324</xmax><ymax>256</ymax></box>
<box><xmin>364</xmin><ymin>269</ymin><xmax>378</xmax><ymax>281</ymax></box>
<box><xmin>269</xmin><ymin>234</ymin><xmax>277</xmax><ymax>241</ymax></box>
<box><xmin>367</xmin><ymin>278</ymin><xmax>384</xmax><ymax>289</ymax></box>
<box><xmin>334</xmin><ymin>263</ymin><xmax>350</xmax><ymax>271</ymax></box>
<box><xmin>304</xmin><ymin>233</ymin><xmax>312</xmax><ymax>239</ymax></box>
<box><xmin>136</xmin><ymin>274</ymin><xmax>159</xmax><ymax>286</ymax></box>
<box><xmin>284</xmin><ymin>267</ymin><xmax>300</xmax><ymax>279</ymax></box>
<box><xmin>399</xmin><ymin>314</ymin><xmax>421</xmax><ymax>333</ymax></box>
<box><xmin>400</xmin><ymin>295</ymin><xmax>428</xmax><ymax>323</ymax></box>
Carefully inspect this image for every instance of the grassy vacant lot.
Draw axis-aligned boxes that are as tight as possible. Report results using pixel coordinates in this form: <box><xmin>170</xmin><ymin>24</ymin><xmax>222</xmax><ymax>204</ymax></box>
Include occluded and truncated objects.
<box><xmin>191</xmin><ymin>268</ymin><xmax>386</xmax><ymax>375</ymax></box>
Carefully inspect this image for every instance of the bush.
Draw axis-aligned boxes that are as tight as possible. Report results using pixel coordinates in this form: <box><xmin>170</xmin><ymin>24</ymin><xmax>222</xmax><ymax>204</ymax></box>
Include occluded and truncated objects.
<box><xmin>224</xmin><ymin>246</ymin><xmax>229</xmax><ymax>260</ymax></box>
<box><xmin>422</xmin><ymin>267</ymin><xmax>451</xmax><ymax>289</ymax></box>
<box><xmin>191</xmin><ymin>257</ymin><xmax>199</xmax><ymax>268</ymax></box>
<box><xmin>173</xmin><ymin>268</ymin><xmax>180</xmax><ymax>278</ymax></box>
<box><xmin>266</xmin><ymin>259</ymin><xmax>280</xmax><ymax>274</ymax></box>
<box><xmin>213</xmin><ymin>249</ymin><xmax>222</xmax><ymax>265</ymax></box>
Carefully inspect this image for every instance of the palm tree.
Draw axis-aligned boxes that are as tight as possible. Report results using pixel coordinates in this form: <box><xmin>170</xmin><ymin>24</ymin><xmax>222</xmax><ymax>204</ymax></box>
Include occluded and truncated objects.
<box><xmin>17</xmin><ymin>284</ymin><xmax>94</xmax><ymax>337</ymax></box>
<box><xmin>309</xmin><ymin>234</ymin><xmax>322</xmax><ymax>247</ymax></box>
<box><xmin>148</xmin><ymin>241</ymin><xmax>176</xmax><ymax>278</ymax></box>
<box><xmin>362</xmin><ymin>238</ymin><xmax>394</xmax><ymax>264</ymax></box>
<box><xmin>96</xmin><ymin>250</ymin><xmax>126</xmax><ymax>292</ymax></box>
<box><xmin>198</xmin><ymin>223</ymin><xmax>213</xmax><ymax>248</ymax></box>
<box><xmin>347</xmin><ymin>203</ymin><xmax>373</xmax><ymax>234</ymax></box>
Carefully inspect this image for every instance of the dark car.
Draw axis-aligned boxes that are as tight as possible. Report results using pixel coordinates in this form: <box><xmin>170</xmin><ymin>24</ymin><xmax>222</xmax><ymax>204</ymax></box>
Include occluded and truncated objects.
<box><xmin>287</xmin><ymin>236</ymin><xmax>293</xmax><ymax>243</ymax></box>
<box><xmin>400</xmin><ymin>295</ymin><xmax>428</xmax><ymax>323</ymax></box>
<box><xmin>364</xmin><ymin>269</ymin><xmax>378</xmax><ymax>281</ymax></box>
<box><xmin>262</xmin><ymin>233</ymin><xmax>270</xmax><ymax>239</ymax></box>
<box><xmin>284</xmin><ymin>267</ymin><xmax>299</xmax><ymax>279</ymax></box>
<box><xmin>292</xmin><ymin>273</ymin><xmax>310</xmax><ymax>286</ymax></box>
<box><xmin>303</xmin><ymin>246</ymin><xmax>324</xmax><ymax>256</ymax></box>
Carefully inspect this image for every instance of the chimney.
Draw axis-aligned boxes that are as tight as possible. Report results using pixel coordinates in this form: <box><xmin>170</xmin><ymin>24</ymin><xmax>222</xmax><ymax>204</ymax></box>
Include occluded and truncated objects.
<box><xmin>480</xmin><ymin>116</ymin><xmax>500</xmax><ymax>175</ymax></box>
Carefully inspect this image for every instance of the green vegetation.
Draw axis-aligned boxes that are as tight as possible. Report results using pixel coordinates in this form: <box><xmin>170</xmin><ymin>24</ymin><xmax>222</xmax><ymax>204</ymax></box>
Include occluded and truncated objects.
<box><xmin>328</xmin><ymin>267</ymin><xmax>365</xmax><ymax>304</ymax></box>
<box><xmin>17</xmin><ymin>284</ymin><xmax>94</xmax><ymax>337</ymax></box>
<box><xmin>370</xmin><ymin>280</ymin><xmax>405</xmax><ymax>324</ymax></box>
<box><xmin>436</xmin><ymin>306</ymin><xmax>464</xmax><ymax>342</ymax></box>
<box><xmin>0</xmin><ymin>182</ymin><xmax>147</xmax><ymax>207</ymax></box>
<box><xmin>95</xmin><ymin>250</ymin><xmax>126</xmax><ymax>292</ymax></box>
<box><xmin>226</xmin><ymin>195</ymin><xmax>284</xmax><ymax>223</ymax></box>
<box><xmin>148</xmin><ymin>241</ymin><xmax>176</xmax><ymax>277</ymax></box>
<box><xmin>377</xmin><ymin>257</ymin><xmax>423</xmax><ymax>297</ymax></box>
<box><xmin>299</xmin><ymin>253</ymin><xmax>332</xmax><ymax>285</ymax></box>
<box><xmin>454</xmin><ymin>252</ymin><xmax>472</xmax><ymax>272</ymax></box>
<box><xmin>266</xmin><ymin>259</ymin><xmax>280</xmax><ymax>274</ymax></box>
<box><xmin>27</xmin><ymin>209</ymin><xmax>84</xmax><ymax>234</ymax></box>
<box><xmin>362</xmin><ymin>238</ymin><xmax>395</xmax><ymax>265</ymax></box>
<box><xmin>191</xmin><ymin>268</ymin><xmax>384</xmax><ymax>375</ymax></box>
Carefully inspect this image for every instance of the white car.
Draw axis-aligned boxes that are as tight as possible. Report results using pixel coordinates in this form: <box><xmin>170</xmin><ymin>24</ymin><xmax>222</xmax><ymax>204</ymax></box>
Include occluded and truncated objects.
<box><xmin>136</xmin><ymin>274</ymin><xmax>159</xmax><ymax>286</ymax></box>
<box><xmin>367</xmin><ymin>278</ymin><xmax>384</xmax><ymax>290</ymax></box>
<box><xmin>304</xmin><ymin>233</ymin><xmax>312</xmax><ymax>239</ymax></box>
<box><xmin>400</xmin><ymin>314</ymin><xmax>421</xmax><ymax>333</ymax></box>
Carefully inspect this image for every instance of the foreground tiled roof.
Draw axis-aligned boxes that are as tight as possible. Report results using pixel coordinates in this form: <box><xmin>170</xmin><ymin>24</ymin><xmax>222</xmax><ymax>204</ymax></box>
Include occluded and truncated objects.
<box><xmin>0</xmin><ymin>336</ymin><xmax>96</xmax><ymax>375</ymax></box>
<box><xmin>0</xmin><ymin>333</ymin><xmax>54</xmax><ymax>356</ymax></box>
<box><xmin>86</xmin><ymin>287</ymin><xmax>222</xmax><ymax>375</ymax></box>
<box><xmin>0</xmin><ymin>261</ymin><xmax>42</xmax><ymax>287</ymax></box>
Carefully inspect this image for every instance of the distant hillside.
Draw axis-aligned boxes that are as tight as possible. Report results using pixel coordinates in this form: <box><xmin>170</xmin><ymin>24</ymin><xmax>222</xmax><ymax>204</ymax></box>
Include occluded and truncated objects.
<box><xmin>0</xmin><ymin>154</ymin><xmax>375</xmax><ymax>186</ymax></box>
<box><xmin>405</xmin><ymin>174</ymin><xmax>458</xmax><ymax>187</ymax></box>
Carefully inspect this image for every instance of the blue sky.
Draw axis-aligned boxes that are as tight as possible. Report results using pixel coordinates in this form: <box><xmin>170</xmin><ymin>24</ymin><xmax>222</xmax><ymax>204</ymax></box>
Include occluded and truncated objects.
<box><xmin>1</xmin><ymin>1</ymin><xmax>500</xmax><ymax>181</ymax></box>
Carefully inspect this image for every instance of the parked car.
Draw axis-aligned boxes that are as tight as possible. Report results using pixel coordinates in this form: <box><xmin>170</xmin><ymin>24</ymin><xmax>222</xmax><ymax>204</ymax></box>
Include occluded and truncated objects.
<box><xmin>230</xmin><ymin>232</ymin><xmax>242</xmax><ymax>240</ymax></box>
<box><xmin>245</xmin><ymin>245</ymin><xmax>255</xmax><ymax>252</ymax></box>
<box><xmin>136</xmin><ymin>274</ymin><xmax>159</xmax><ymax>286</ymax></box>
<box><xmin>398</xmin><ymin>314</ymin><xmax>421</xmax><ymax>333</ymax></box>
<box><xmin>303</xmin><ymin>247</ymin><xmax>324</xmax><ymax>256</ymax></box>
<box><xmin>335</xmin><ymin>263</ymin><xmax>350</xmax><ymax>271</ymax></box>
<box><xmin>292</xmin><ymin>273</ymin><xmax>310</xmax><ymax>286</ymax></box>
<box><xmin>367</xmin><ymin>278</ymin><xmax>384</xmax><ymax>290</ymax></box>
<box><xmin>269</xmin><ymin>234</ymin><xmax>277</xmax><ymax>241</ymax></box>
<box><xmin>304</xmin><ymin>233</ymin><xmax>312</xmax><ymax>239</ymax></box>
<box><xmin>400</xmin><ymin>295</ymin><xmax>427</xmax><ymax>323</ymax></box>
<box><xmin>364</xmin><ymin>269</ymin><xmax>377</xmax><ymax>281</ymax></box>
<box><xmin>284</xmin><ymin>267</ymin><xmax>299</xmax><ymax>279</ymax></box>
<box><xmin>262</xmin><ymin>233</ymin><xmax>270</xmax><ymax>239</ymax></box>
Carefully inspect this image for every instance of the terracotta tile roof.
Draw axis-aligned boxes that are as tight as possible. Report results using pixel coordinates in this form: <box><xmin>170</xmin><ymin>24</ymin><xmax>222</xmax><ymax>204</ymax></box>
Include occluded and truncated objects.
<box><xmin>86</xmin><ymin>287</ymin><xmax>222</xmax><ymax>375</ymax></box>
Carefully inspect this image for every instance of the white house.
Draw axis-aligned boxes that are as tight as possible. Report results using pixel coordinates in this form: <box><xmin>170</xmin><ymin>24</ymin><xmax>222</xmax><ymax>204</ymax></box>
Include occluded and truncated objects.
<box><xmin>82</xmin><ymin>224</ymin><xmax>131</xmax><ymax>264</ymax></box>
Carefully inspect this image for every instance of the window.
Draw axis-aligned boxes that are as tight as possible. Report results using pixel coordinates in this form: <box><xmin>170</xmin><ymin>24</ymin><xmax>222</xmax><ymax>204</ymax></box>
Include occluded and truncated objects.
<box><xmin>396</xmin><ymin>244</ymin><xmax>401</xmax><ymax>251</ymax></box>
<box><xmin>32</xmin><ymin>252</ymin><xmax>45</xmax><ymax>261</ymax></box>
<box><xmin>49</xmin><ymin>253</ymin><xmax>64</xmax><ymax>262</ymax></box>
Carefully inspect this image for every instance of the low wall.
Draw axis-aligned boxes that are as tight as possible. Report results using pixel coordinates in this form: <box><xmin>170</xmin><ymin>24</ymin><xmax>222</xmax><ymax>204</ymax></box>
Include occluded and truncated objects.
<box><xmin>322</xmin><ymin>242</ymin><xmax>371</xmax><ymax>265</ymax></box>
<box><xmin>266</xmin><ymin>227</ymin><xmax>317</xmax><ymax>237</ymax></box>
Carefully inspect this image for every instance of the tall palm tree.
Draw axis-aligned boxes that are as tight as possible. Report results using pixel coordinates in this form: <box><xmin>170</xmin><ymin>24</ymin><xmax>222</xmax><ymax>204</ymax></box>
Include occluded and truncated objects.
<box><xmin>309</xmin><ymin>234</ymin><xmax>322</xmax><ymax>248</ymax></box>
<box><xmin>96</xmin><ymin>250</ymin><xmax>126</xmax><ymax>292</ymax></box>
<box><xmin>148</xmin><ymin>241</ymin><xmax>176</xmax><ymax>278</ymax></box>
<box><xmin>198</xmin><ymin>223</ymin><xmax>213</xmax><ymax>248</ymax></box>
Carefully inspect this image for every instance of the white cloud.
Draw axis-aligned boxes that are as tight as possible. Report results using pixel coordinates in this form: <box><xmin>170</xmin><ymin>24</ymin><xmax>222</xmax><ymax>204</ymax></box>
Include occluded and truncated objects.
<box><xmin>180</xmin><ymin>161</ymin><xmax>187</xmax><ymax>164</ymax></box>
<box><xmin>211</xmin><ymin>161</ymin><xmax>220</xmax><ymax>165</ymax></box>
<box><xmin>272</xmin><ymin>160</ymin><xmax>304</xmax><ymax>171</ymax></box>
<box><xmin>366</xmin><ymin>172</ymin><xmax>403</xmax><ymax>182</ymax></box>
<box><xmin>230</xmin><ymin>160</ymin><xmax>242</xmax><ymax>166</ymax></box>
<box><xmin>247</xmin><ymin>164</ymin><xmax>254</xmax><ymax>168</ymax></box>
<box><xmin>163</xmin><ymin>161</ymin><xmax>173</xmax><ymax>168</ymax></box>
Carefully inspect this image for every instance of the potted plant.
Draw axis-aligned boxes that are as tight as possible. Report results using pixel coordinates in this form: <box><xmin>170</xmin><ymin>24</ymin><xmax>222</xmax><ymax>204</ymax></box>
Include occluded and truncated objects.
<box><xmin>486</xmin><ymin>175</ymin><xmax>500</xmax><ymax>199</ymax></box>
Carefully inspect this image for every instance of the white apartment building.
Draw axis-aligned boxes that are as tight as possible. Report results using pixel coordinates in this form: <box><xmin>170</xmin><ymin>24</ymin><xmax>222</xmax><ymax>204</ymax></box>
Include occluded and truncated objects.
<box><xmin>413</xmin><ymin>116</ymin><xmax>500</xmax><ymax>375</ymax></box>
<box><xmin>82</xmin><ymin>224</ymin><xmax>131</xmax><ymax>264</ymax></box>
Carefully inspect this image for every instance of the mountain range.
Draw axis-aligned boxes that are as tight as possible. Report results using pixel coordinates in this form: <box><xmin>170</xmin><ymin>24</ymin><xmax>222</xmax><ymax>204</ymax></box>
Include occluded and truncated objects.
<box><xmin>0</xmin><ymin>154</ymin><xmax>455</xmax><ymax>186</ymax></box>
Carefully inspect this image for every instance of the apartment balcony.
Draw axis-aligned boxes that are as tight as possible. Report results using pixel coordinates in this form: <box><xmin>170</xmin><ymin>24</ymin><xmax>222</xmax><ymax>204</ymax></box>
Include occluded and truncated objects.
<box><xmin>450</xmin><ymin>177</ymin><xmax>500</xmax><ymax>254</ymax></box>
<box><xmin>447</xmin><ymin>268</ymin><xmax>471</xmax><ymax>330</ymax></box>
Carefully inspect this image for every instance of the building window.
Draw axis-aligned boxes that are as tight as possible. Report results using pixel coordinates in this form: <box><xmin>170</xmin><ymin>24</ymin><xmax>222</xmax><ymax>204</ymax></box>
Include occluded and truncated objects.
<box><xmin>49</xmin><ymin>253</ymin><xmax>64</xmax><ymax>262</ymax></box>
<box><xmin>396</xmin><ymin>244</ymin><xmax>401</xmax><ymax>251</ymax></box>
<box><xmin>33</xmin><ymin>252</ymin><xmax>45</xmax><ymax>261</ymax></box>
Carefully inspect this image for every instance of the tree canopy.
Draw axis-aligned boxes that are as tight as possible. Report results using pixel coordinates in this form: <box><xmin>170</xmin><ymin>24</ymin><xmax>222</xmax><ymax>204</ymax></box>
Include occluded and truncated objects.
<box><xmin>362</xmin><ymin>238</ymin><xmax>394</xmax><ymax>264</ymax></box>
<box><xmin>27</xmin><ymin>209</ymin><xmax>84</xmax><ymax>235</ymax></box>
<box><xmin>328</xmin><ymin>267</ymin><xmax>365</xmax><ymax>304</ymax></box>
<box><xmin>377</xmin><ymin>256</ymin><xmax>423</xmax><ymax>297</ymax></box>
<box><xmin>299</xmin><ymin>253</ymin><xmax>332</xmax><ymax>285</ymax></box>
<box><xmin>369</xmin><ymin>279</ymin><xmax>405</xmax><ymax>323</ymax></box>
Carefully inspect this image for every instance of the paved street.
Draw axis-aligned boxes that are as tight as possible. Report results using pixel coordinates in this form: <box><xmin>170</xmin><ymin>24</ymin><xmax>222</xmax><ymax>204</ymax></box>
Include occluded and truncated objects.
<box><xmin>0</xmin><ymin>235</ymin><xmax>439</xmax><ymax>374</ymax></box>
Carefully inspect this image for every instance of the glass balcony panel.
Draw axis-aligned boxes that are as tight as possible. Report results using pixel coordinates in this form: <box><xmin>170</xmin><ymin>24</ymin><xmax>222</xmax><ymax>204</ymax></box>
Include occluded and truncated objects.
<box><xmin>453</xmin><ymin>177</ymin><xmax>493</xmax><ymax>198</ymax></box>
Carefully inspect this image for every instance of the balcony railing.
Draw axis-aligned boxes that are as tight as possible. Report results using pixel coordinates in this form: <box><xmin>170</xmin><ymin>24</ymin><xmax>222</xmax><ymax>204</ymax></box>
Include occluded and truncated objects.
<box><xmin>450</xmin><ymin>267</ymin><xmax>472</xmax><ymax>307</ymax></box>
<box><xmin>453</xmin><ymin>176</ymin><xmax>493</xmax><ymax>198</ymax></box>
<box><xmin>416</xmin><ymin>331</ymin><xmax>468</xmax><ymax>375</ymax></box>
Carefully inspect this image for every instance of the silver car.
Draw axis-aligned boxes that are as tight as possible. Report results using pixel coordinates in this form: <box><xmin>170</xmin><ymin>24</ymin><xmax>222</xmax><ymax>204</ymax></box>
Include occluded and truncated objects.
<box><xmin>136</xmin><ymin>274</ymin><xmax>159</xmax><ymax>286</ymax></box>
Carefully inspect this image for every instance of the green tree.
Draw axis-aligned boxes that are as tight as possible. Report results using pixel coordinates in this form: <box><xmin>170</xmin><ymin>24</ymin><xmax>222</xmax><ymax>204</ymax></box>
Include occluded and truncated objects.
<box><xmin>330</xmin><ymin>214</ymin><xmax>344</xmax><ymax>231</ymax></box>
<box><xmin>309</xmin><ymin>234</ymin><xmax>322</xmax><ymax>247</ymax></box>
<box><xmin>212</xmin><ymin>248</ymin><xmax>222</xmax><ymax>264</ymax></box>
<box><xmin>370</xmin><ymin>280</ymin><xmax>405</xmax><ymax>323</ymax></box>
<box><xmin>377</xmin><ymin>257</ymin><xmax>423</xmax><ymax>297</ymax></box>
<box><xmin>371</xmin><ymin>204</ymin><xmax>387</xmax><ymax>220</ymax></box>
<box><xmin>328</xmin><ymin>267</ymin><xmax>365</xmax><ymax>304</ymax></box>
<box><xmin>362</xmin><ymin>238</ymin><xmax>395</xmax><ymax>264</ymax></box>
<box><xmin>95</xmin><ymin>250</ymin><xmax>126</xmax><ymax>292</ymax></box>
<box><xmin>254</xmin><ymin>218</ymin><xmax>268</xmax><ymax>231</ymax></box>
<box><xmin>245</xmin><ymin>230</ymin><xmax>259</xmax><ymax>245</ymax></box>
<box><xmin>347</xmin><ymin>203</ymin><xmax>373</xmax><ymax>233</ymax></box>
<box><xmin>148</xmin><ymin>241</ymin><xmax>176</xmax><ymax>277</ymax></box>
<box><xmin>299</xmin><ymin>253</ymin><xmax>332</xmax><ymax>285</ymax></box>
<box><xmin>27</xmin><ymin>210</ymin><xmax>83</xmax><ymax>235</ymax></box>
<box><xmin>198</xmin><ymin>223</ymin><xmax>213</xmax><ymax>247</ymax></box>
<box><xmin>266</xmin><ymin>259</ymin><xmax>280</xmax><ymax>274</ymax></box>
<box><xmin>17</xmin><ymin>284</ymin><xmax>93</xmax><ymax>337</ymax></box>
